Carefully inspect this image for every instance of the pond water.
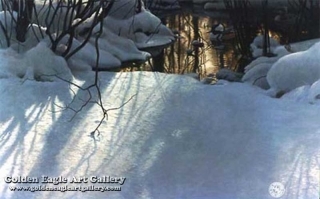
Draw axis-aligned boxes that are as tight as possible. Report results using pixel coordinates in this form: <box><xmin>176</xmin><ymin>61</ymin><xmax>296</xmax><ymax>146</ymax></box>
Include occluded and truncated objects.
<box><xmin>125</xmin><ymin>2</ymin><xmax>319</xmax><ymax>80</ymax></box>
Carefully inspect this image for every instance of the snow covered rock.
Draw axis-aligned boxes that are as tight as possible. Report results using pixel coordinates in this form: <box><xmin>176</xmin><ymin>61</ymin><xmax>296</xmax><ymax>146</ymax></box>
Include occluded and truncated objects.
<box><xmin>216</xmin><ymin>68</ymin><xmax>242</xmax><ymax>82</ymax></box>
<box><xmin>245</xmin><ymin>46</ymin><xmax>289</xmax><ymax>73</ymax></box>
<box><xmin>242</xmin><ymin>45</ymin><xmax>290</xmax><ymax>89</ymax></box>
<box><xmin>250</xmin><ymin>35</ymin><xmax>280</xmax><ymax>58</ymax></box>
<box><xmin>242</xmin><ymin>63</ymin><xmax>272</xmax><ymax>89</ymax></box>
<box><xmin>266</xmin><ymin>42</ymin><xmax>320</xmax><ymax>96</ymax></box>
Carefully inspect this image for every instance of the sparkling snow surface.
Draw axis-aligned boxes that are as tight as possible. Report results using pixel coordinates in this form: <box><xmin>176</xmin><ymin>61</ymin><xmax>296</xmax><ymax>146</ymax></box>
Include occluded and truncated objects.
<box><xmin>0</xmin><ymin>67</ymin><xmax>320</xmax><ymax>199</ymax></box>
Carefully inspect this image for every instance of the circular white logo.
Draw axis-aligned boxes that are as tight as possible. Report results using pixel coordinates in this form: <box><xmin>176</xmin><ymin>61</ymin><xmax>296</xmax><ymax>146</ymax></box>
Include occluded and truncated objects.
<box><xmin>268</xmin><ymin>182</ymin><xmax>285</xmax><ymax>198</ymax></box>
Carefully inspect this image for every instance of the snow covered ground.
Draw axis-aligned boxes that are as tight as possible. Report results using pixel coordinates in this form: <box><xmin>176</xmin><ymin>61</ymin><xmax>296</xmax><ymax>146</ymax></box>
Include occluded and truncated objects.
<box><xmin>0</xmin><ymin>65</ymin><xmax>320</xmax><ymax>199</ymax></box>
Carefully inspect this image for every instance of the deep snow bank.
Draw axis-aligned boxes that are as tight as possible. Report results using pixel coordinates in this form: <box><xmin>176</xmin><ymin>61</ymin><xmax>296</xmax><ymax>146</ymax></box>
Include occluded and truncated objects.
<box><xmin>243</xmin><ymin>37</ymin><xmax>320</xmax><ymax>91</ymax></box>
<box><xmin>281</xmin><ymin>78</ymin><xmax>320</xmax><ymax>105</ymax></box>
<box><xmin>242</xmin><ymin>45</ymin><xmax>290</xmax><ymax>89</ymax></box>
<box><xmin>0</xmin><ymin>70</ymin><xmax>319</xmax><ymax>199</ymax></box>
<box><xmin>267</xmin><ymin>42</ymin><xmax>320</xmax><ymax>95</ymax></box>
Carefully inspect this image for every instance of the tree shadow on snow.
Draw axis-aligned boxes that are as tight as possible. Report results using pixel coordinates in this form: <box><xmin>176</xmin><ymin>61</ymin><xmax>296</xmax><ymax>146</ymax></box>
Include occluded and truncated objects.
<box><xmin>1</xmin><ymin>71</ymin><xmax>319</xmax><ymax>199</ymax></box>
<box><xmin>0</xmin><ymin>72</ymin><xmax>118</xmax><ymax>199</ymax></box>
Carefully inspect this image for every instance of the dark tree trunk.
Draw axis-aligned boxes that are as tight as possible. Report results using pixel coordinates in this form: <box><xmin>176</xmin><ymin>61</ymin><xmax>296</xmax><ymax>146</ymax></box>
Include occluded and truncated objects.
<box><xmin>192</xmin><ymin>16</ymin><xmax>199</xmax><ymax>73</ymax></box>
<box><xmin>15</xmin><ymin>0</ymin><xmax>34</xmax><ymax>42</ymax></box>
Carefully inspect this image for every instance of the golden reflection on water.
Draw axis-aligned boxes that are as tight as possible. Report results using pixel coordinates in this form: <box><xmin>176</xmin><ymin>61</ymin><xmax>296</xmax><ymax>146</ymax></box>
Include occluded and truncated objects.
<box><xmin>161</xmin><ymin>14</ymin><xmax>237</xmax><ymax>77</ymax></box>
<box><xmin>124</xmin><ymin>13</ymin><xmax>239</xmax><ymax>78</ymax></box>
<box><xmin>121</xmin><ymin>2</ymin><xmax>319</xmax><ymax>78</ymax></box>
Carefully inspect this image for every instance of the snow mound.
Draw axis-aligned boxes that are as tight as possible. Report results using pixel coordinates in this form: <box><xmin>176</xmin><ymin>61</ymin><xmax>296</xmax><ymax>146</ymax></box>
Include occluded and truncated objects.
<box><xmin>281</xmin><ymin>85</ymin><xmax>310</xmax><ymax>102</ymax></box>
<box><xmin>250</xmin><ymin>35</ymin><xmax>280</xmax><ymax>58</ymax></box>
<box><xmin>216</xmin><ymin>68</ymin><xmax>242</xmax><ymax>82</ymax></box>
<box><xmin>64</xmin><ymin>4</ymin><xmax>174</xmax><ymax>69</ymax></box>
<box><xmin>0</xmin><ymin>42</ymin><xmax>72</xmax><ymax>81</ymax></box>
<box><xmin>267</xmin><ymin>42</ymin><xmax>320</xmax><ymax>96</ymax></box>
<box><xmin>289</xmin><ymin>38</ymin><xmax>320</xmax><ymax>52</ymax></box>
<box><xmin>242</xmin><ymin>46</ymin><xmax>290</xmax><ymax>89</ymax></box>
<box><xmin>104</xmin><ymin>9</ymin><xmax>175</xmax><ymax>49</ymax></box>
<box><xmin>242</xmin><ymin>63</ymin><xmax>272</xmax><ymax>89</ymax></box>
<box><xmin>308</xmin><ymin>79</ymin><xmax>320</xmax><ymax>104</ymax></box>
<box><xmin>88</xmin><ymin>28</ymin><xmax>151</xmax><ymax>62</ymax></box>
<box><xmin>282</xmin><ymin>79</ymin><xmax>320</xmax><ymax>104</ymax></box>
<box><xmin>245</xmin><ymin>46</ymin><xmax>289</xmax><ymax>73</ymax></box>
<box><xmin>25</xmin><ymin>42</ymin><xmax>72</xmax><ymax>81</ymax></box>
<box><xmin>55</xmin><ymin>35</ymin><xmax>122</xmax><ymax>70</ymax></box>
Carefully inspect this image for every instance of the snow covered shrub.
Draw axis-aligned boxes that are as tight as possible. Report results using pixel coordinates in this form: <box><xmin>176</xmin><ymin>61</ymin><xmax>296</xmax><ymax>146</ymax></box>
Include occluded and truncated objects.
<box><xmin>0</xmin><ymin>0</ymin><xmax>174</xmax><ymax>72</ymax></box>
<box><xmin>24</xmin><ymin>42</ymin><xmax>72</xmax><ymax>81</ymax></box>
<box><xmin>102</xmin><ymin>7</ymin><xmax>175</xmax><ymax>48</ymax></box>
<box><xmin>32</xmin><ymin>0</ymin><xmax>76</xmax><ymax>33</ymax></box>
<box><xmin>266</xmin><ymin>42</ymin><xmax>320</xmax><ymax>96</ymax></box>
<box><xmin>11</xmin><ymin>24</ymin><xmax>47</xmax><ymax>53</ymax></box>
